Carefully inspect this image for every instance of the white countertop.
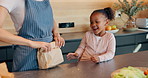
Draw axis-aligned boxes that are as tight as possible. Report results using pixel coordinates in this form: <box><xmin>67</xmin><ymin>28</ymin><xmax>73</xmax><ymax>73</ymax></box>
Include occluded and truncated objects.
<box><xmin>138</xmin><ymin>29</ymin><xmax>148</xmax><ymax>32</ymax></box>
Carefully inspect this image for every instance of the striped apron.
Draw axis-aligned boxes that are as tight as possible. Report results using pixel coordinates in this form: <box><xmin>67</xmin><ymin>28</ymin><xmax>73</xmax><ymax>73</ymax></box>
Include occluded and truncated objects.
<box><xmin>12</xmin><ymin>0</ymin><xmax>54</xmax><ymax>72</ymax></box>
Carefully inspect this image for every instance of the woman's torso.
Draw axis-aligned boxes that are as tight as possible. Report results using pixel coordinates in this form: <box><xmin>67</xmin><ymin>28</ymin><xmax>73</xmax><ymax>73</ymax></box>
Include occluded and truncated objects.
<box><xmin>0</xmin><ymin>0</ymin><xmax>50</xmax><ymax>32</ymax></box>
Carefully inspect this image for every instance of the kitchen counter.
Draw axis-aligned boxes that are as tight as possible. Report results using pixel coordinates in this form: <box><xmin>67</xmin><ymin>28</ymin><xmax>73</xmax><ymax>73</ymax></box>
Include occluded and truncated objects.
<box><xmin>12</xmin><ymin>50</ymin><xmax>148</xmax><ymax>78</ymax></box>
<box><xmin>0</xmin><ymin>29</ymin><xmax>148</xmax><ymax>71</ymax></box>
<box><xmin>0</xmin><ymin>29</ymin><xmax>148</xmax><ymax>46</ymax></box>
<box><xmin>62</xmin><ymin>29</ymin><xmax>148</xmax><ymax>40</ymax></box>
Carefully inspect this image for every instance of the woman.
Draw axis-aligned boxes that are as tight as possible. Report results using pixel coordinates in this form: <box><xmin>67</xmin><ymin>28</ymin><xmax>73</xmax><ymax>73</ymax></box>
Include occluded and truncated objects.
<box><xmin>0</xmin><ymin>0</ymin><xmax>65</xmax><ymax>72</ymax></box>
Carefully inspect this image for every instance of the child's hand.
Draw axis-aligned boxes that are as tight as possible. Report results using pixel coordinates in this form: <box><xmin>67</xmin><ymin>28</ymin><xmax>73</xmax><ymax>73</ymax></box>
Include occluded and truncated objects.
<box><xmin>67</xmin><ymin>53</ymin><xmax>79</xmax><ymax>60</ymax></box>
<box><xmin>90</xmin><ymin>55</ymin><xmax>100</xmax><ymax>63</ymax></box>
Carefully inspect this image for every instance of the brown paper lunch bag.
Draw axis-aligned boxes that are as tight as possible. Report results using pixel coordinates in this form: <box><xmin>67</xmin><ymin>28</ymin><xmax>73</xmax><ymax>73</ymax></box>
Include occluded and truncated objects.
<box><xmin>0</xmin><ymin>62</ymin><xmax>14</xmax><ymax>78</ymax></box>
<box><xmin>37</xmin><ymin>42</ymin><xmax>64</xmax><ymax>69</ymax></box>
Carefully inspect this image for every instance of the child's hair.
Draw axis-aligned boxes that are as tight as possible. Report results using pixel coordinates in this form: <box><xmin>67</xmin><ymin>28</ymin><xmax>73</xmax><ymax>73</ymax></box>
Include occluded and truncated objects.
<box><xmin>91</xmin><ymin>7</ymin><xmax>115</xmax><ymax>20</ymax></box>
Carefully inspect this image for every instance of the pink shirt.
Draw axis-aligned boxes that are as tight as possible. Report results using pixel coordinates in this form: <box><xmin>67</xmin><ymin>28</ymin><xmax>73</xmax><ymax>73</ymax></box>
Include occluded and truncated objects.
<box><xmin>75</xmin><ymin>31</ymin><xmax>116</xmax><ymax>62</ymax></box>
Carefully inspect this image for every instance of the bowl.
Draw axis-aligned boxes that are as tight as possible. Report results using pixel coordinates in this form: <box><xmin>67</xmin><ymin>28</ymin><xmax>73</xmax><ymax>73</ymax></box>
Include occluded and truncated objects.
<box><xmin>111</xmin><ymin>67</ymin><xmax>148</xmax><ymax>78</ymax></box>
<box><xmin>106</xmin><ymin>29</ymin><xmax>119</xmax><ymax>33</ymax></box>
<box><xmin>123</xmin><ymin>27</ymin><xmax>138</xmax><ymax>32</ymax></box>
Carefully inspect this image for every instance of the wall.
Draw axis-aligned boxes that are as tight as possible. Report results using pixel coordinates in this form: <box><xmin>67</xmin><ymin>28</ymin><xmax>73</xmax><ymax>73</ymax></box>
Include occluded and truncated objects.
<box><xmin>2</xmin><ymin>0</ymin><xmax>148</xmax><ymax>33</ymax></box>
<box><xmin>51</xmin><ymin>0</ymin><xmax>115</xmax><ymax>33</ymax></box>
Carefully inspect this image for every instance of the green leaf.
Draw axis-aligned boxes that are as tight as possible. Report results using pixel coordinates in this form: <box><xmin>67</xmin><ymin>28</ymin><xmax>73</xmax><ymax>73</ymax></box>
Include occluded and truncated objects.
<box><xmin>137</xmin><ymin>1</ymin><xmax>144</xmax><ymax>7</ymax></box>
<box><xmin>113</xmin><ymin>3</ymin><xmax>121</xmax><ymax>10</ymax></box>
<box><xmin>129</xmin><ymin>6</ymin><xmax>137</xmax><ymax>16</ymax></box>
<box><xmin>124</xmin><ymin>0</ymin><xmax>130</xmax><ymax>11</ymax></box>
<box><xmin>113</xmin><ymin>0</ymin><xmax>148</xmax><ymax>17</ymax></box>
<box><xmin>118</xmin><ymin>0</ymin><xmax>124</xmax><ymax>7</ymax></box>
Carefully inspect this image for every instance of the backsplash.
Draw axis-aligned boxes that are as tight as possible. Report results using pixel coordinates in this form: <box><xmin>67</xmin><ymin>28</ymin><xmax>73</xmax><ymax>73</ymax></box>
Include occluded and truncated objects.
<box><xmin>2</xmin><ymin>0</ymin><xmax>148</xmax><ymax>33</ymax></box>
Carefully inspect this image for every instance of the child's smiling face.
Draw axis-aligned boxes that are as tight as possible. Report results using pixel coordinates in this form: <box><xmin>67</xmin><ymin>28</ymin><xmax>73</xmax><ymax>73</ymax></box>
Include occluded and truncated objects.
<box><xmin>90</xmin><ymin>12</ymin><xmax>109</xmax><ymax>35</ymax></box>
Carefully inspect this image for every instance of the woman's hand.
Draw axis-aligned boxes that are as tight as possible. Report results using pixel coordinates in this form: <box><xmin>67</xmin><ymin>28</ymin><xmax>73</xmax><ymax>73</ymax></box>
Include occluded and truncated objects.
<box><xmin>29</xmin><ymin>41</ymin><xmax>52</xmax><ymax>52</ymax></box>
<box><xmin>90</xmin><ymin>55</ymin><xmax>100</xmax><ymax>63</ymax></box>
<box><xmin>67</xmin><ymin>53</ymin><xmax>79</xmax><ymax>60</ymax></box>
<box><xmin>54</xmin><ymin>35</ymin><xmax>65</xmax><ymax>47</ymax></box>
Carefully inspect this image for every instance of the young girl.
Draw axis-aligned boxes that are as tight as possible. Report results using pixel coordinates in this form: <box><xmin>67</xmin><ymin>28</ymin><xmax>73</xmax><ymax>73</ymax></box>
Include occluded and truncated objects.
<box><xmin>67</xmin><ymin>7</ymin><xmax>116</xmax><ymax>63</ymax></box>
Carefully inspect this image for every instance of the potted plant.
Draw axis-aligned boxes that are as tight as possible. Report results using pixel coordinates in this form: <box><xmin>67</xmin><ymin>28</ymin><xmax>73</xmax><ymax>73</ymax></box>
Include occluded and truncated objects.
<box><xmin>113</xmin><ymin>0</ymin><xmax>148</xmax><ymax>31</ymax></box>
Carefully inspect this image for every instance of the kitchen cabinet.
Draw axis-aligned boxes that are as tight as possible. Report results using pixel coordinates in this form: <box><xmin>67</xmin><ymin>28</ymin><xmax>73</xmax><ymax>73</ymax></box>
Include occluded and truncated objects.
<box><xmin>137</xmin><ymin>42</ymin><xmax>148</xmax><ymax>51</ymax></box>
<box><xmin>61</xmin><ymin>40</ymin><xmax>81</xmax><ymax>54</ymax></box>
<box><xmin>136</xmin><ymin>33</ymin><xmax>148</xmax><ymax>43</ymax></box>
<box><xmin>0</xmin><ymin>46</ymin><xmax>14</xmax><ymax>72</ymax></box>
<box><xmin>0</xmin><ymin>46</ymin><xmax>14</xmax><ymax>61</ymax></box>
<box><xmin>0</xmin><ymin>47</ymin><xmax>7</xmax><ymax>61</ymax></box>
<box><xmin>0</xmin><ymin>30</ymin><xmax>148</xmax><ymax>72</ymax></box>
<box><xmin>61</xmin><ymin>40</ymin><xmax>80</xmax><ymax>64</ymax></box>
<box><xmin>62</xmin><ymin>54</ymin><xmax>78</xmax><ymax>64</ymax></box>
<box><xmin>6</xmin><ymin>62</ymin><xmax>13</xmax><ymax>72</ymax></box>
<box><xmin>115</xmin><ymin>45</ymin><xmax>135</xmax><ymax>55</ymax></box>
<box><xmin>6</xmin><ymin>46</ymin><xmax>14</xmax><ymax>60</ymax></box>
<box><xmin>115</xmin><ymin>35</ymin><xmax>136</xmax><ymax>55</ymax></box>
<box><xmin>115</xmin><ymin>35</ymin><xmax>135</xmax><ymax>46</ymax></box>
<box><xmin>115</xmin><ymin>31</ymin><xmax>148</xmax><ymax>55</ymax></box>
<box><xmin>135</xmin><ymin>33</ymin><xmax>148</xmax><ymax>51</ymax></box>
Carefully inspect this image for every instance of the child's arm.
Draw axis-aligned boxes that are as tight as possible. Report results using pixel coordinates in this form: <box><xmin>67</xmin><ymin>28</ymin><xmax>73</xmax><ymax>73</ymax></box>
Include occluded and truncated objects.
<box><xmin>90</xmin><ymin>55</ymin><xmax>100</xmax><ymax>63</ymax></box>
<box><xmin>75</xmin><ymin>34</ymin><xmax>87</xmax><ymax>58</ymax></box>
<box><xmin>91</xmin><ymin>34</ymin><xmax>116</xmax><ymax>63</ymax></box>
<box><xmin>67</xmin><ymin>34</ymin><xmax>87</xmax><ymax>60</ymax></box>
<box><xmin>67</xmin><ymin>53</ymin><xmax>78</xmax><ymax>60</ymax></box>
<box><xmin>99</xmin><ymin>34</ymin><xmax>116</xmax><ymax>62</ymax></box>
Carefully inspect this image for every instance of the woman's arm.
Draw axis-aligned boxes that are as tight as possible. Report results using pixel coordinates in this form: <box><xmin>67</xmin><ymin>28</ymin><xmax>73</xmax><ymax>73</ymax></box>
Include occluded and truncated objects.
<box><xmin>0</xmin><ymin>6</ymin><xmax>52</xmax><ymax>52</ymax></box>
<box><xmin>52</xmin><ymin>20</ymin><xmax>60</xmax><ymax>37</ymax></box>
<box><xmin>0</xmin><ymin>6</ymin><xmax>31</xmax><ymax>46</ymax></box>
<box><xmin>52</xmin><ymin>20</ymin><xmax>65</xmax><ymax>47</ymax></box>
<box><xmin>50</xmin><ymin>1</ymin><xmax>65</xmax><ymax>47</ymax></box>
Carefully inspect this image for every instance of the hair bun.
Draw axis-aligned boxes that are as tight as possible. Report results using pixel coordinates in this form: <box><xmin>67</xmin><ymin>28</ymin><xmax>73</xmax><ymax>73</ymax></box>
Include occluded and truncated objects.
<box><xmin>104</xmin><ymin>7</ymin><xmax>114</xmax><ymax>20</ymax></box>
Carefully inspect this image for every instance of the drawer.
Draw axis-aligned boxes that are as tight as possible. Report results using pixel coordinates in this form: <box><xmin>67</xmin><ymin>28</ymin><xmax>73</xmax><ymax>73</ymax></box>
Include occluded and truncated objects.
<box><xmin>6</xmin><ymin>61</ymin><xmax>13</xmax><ymax>72</ymax></box>
<box><xmin>6</xmin><ymin>46</ymin><xmax>14</xmax><ymax>60</ymax></box>
<box><xmin>0</xmin><ymin>48</ymin><xmax>7</xmax><ymax>61</ymax></box>
<box><xmin>136</xmin><ymin>33</ymin><xmax>148</xmax><ymax>43</ymax></box>
<box><xmin>61</xmin><ymin>40</ymin><xmax>81</xmax><ymax>54</ymax></box>
<box><xmin>139</xmin><ymin>43</ymin><xmax>148</xmax><ymax>51</ymax></box>
<box><xmin>116</xmin><ymin>45</ymin><xmax>135</xmax><ymax>55</ymax></box>
<box><xmin>116</xmin><ymin>35</ymin><xmax>135</xmax><ymax>46</ymax></box>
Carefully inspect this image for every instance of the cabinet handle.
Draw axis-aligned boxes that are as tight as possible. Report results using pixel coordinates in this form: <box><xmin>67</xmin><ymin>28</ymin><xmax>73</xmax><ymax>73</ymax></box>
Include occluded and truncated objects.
<box><xmin>146</xmin><ymin>34</ymin><xmax>148</xmax><ymax>39</ymax></box>
<box><xmin>133</xmin><ymin>44</ymin><xmax>142</xmax><ymax>53</ymax></box>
